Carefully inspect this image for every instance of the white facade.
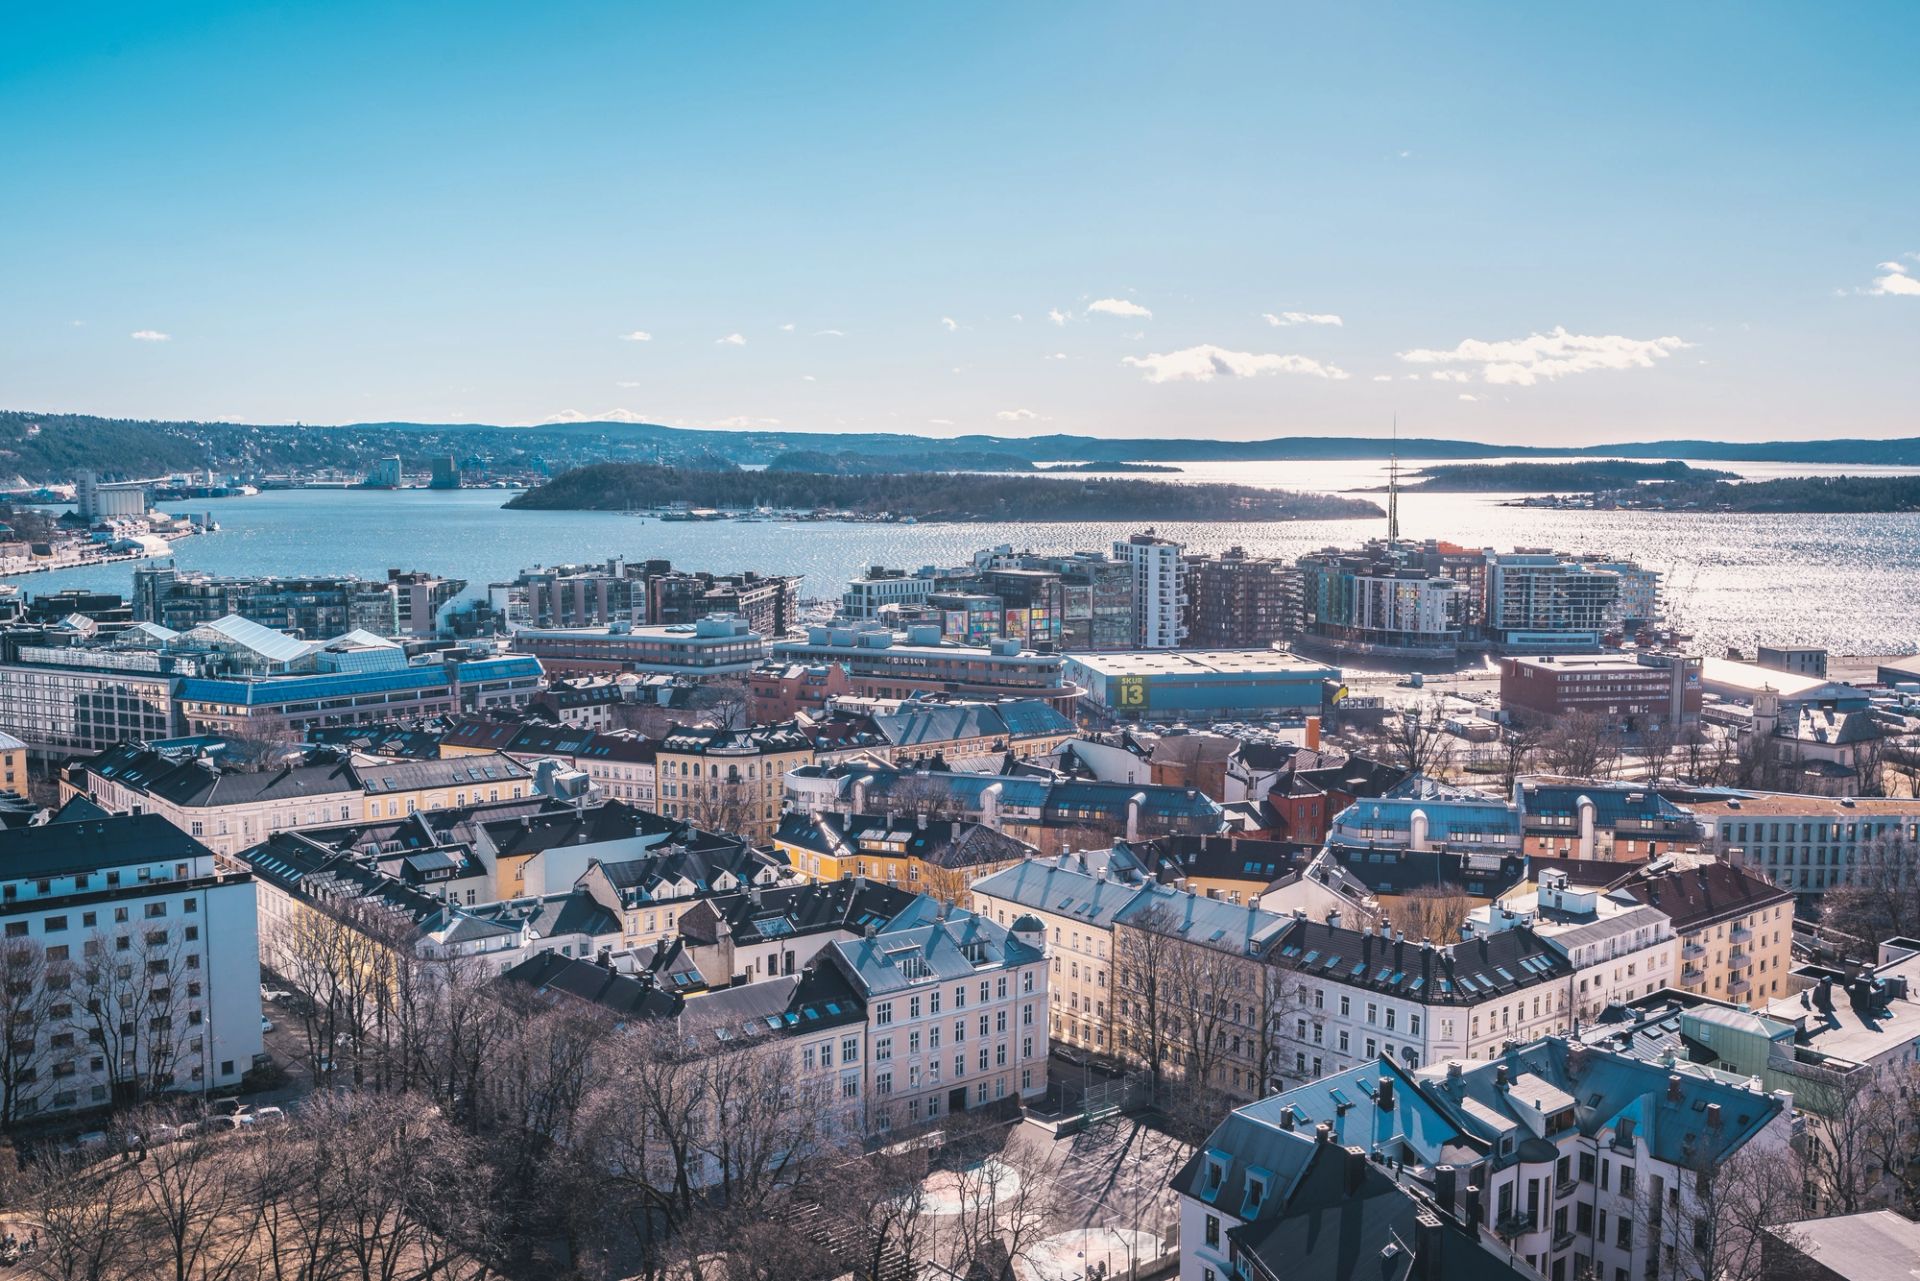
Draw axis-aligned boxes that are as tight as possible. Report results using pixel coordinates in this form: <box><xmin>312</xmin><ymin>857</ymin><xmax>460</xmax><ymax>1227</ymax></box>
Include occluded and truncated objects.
<box><xmin>1114</xmin><ymin>535</ymin><xmax>1187</xmax><ymax>649</ymax></box>
<box><xmin>0</xmin><ymin>816</ymin><xmax>263</xmax><ymax>1118</ymax></box>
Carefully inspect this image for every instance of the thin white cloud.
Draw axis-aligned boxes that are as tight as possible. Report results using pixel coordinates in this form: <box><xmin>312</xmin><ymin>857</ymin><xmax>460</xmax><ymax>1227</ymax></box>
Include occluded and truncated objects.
<box><xmin>814</xmin><ymin>328</ymin><xmax>846</xmax><ymax>337</ymax></box>
<box><xmin>1371</xmin><ymin>374</ymin><xmax>1393</xmax><ymax>383</ymax></box>
<box><xmin>1087</xmin><ymin>298</ymin><xmax>1151</xmax><ymax>319</ymax></box>
<box><xmin>1048</xmin><ymin>352</ymin><xmax>1068</xmax><ymax>361</ymax></box>
<box><xmin>1398</xmin><ymin>326</ymin><xmax>1690</xmax><ymax>386</ymax></box>
<box><xmin>1868</xmin><ymin>259</ymin><xmax>1920</xmax><ymax>297</ymax></box>
<box><xmin>130</xmin><ymin>330</ymin><xmax>170</xmax><ymax>342</ymax></box>
<box><xmin>1429</xmin><ymin>370</ymin><xmax>1473</xmax><ymax>383</ymax></box>
<box><xmin>1263</xmin><ymin>311</ymin><xmax>1344</xmax><ymax>328</ymax></box>
<box><xmin>70</xmin><ymin>320</ymin><xmax>85</xmax><ymax>328</ymax></box>
<box><xmin>941</xmin><ymin>317</ymin><xmax>959</xmax><ymax>332</ymax></box>
<box><xmin>716</xmin><ymin>333</ymin><xmax>746</xmax><ymax>346</ymax></box>
<box><xmin>996</xmin><ymin>408</ymin><xmax>1046</xmax><ymax>422</ymax></box>
<box><xmin>801</xmin><ymin>374</ymin><xmax>816</xmax><ymax>382</ymax></box>
<box><xmin>615</xmin><ymin>380</ymin><xmax>642</xmax><ymax>388</ymax></box>
<box><xmin>1458</xmin><ymin>393</ymin><xmax>1479</xmax><ymax>402</ymax></box>
<box><xmin>1122</xmin><ymin>344</ymin><xmax>1350</xmax><ymax>383</ymax></box>
<box><xmin>709</xmin><ymin>415</ymin><xmax>781</xmax><ymax>428</ymax></box>
<box><xmin>779</xmin><ymin>322</ymin><xmax>796</xmax><ymax>332</ymax></box>
<box><xmin>929</xmin><ymin>418</ymin><xmax>955</xmax><ymax>426</ymax></box>
<box><xmin>1047</xmin><ymin>308</ymin><xmax>1068</xmax><ymax>327</ymax></box>
<box><xmin>1011</xmin><ymin>313</ymin><xmax>1024</xmax><ymax>323</ymax></box>
<box><xmin>618</xmin><ymin>330</ymin><xmax>652</xmax><ymax>342</ymax></box>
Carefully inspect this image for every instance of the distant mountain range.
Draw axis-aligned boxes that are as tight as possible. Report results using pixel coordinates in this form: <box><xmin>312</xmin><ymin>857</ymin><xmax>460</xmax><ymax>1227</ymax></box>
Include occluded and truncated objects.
<box><xmin>5</xmin><ymin>409</ymin><xmax>1919</xmax><ymax>484</ymax></box>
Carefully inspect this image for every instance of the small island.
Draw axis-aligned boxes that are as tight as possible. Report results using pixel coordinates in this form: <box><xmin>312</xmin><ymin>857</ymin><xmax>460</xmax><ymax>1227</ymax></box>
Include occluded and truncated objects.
<box><xmin>763</xmin><ymin>448</ymin><xmax>1037</xmax><ymax>475</ymax></box>
<box><xmin>1546</xmin><ymin>473</ymin><xmax>1920</xmax><ymax>514</ymax></box>
<box><xmin>504</xmin><ymin>462</ymin><xmax>1382</xmax><ymax>522</ymax></box>
<box><xmin>1036</xmin><ymin>460</ymin><xmax>1182</xmax><ymax>474</ymax></box>
<box><xmin>1394</xmin><ymin>459</ymin><xmax>1736</xmax><ymax>491</ymax></box>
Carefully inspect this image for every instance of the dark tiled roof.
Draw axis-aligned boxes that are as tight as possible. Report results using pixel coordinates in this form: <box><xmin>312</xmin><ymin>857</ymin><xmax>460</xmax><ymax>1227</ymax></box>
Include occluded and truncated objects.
<box><xmin>678</xmin><ymin>879</ymin><xmax>918</xmax><ymax>947</ymax></box>
<box><xmin>501</xmin><ymin>952</ymin><xmax>682</xmax><ymax>1019</ymax></box>
<box><xmin>1271</xmin><ymin>917</ymin><xmax>1573</xmax><ymax>1005</ymax></box>
<box><xmin>1612</xmin><ymin>860</ymin><xmax>1792</xmax><ymax>931</ymax></box>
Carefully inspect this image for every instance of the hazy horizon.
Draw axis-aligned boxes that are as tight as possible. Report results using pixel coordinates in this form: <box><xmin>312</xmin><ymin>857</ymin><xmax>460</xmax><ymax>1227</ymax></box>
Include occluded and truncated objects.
<box><xmin>4</xmin><ymin>3</ymin><xmax>1915</xmax><ymax>444</ymax></box>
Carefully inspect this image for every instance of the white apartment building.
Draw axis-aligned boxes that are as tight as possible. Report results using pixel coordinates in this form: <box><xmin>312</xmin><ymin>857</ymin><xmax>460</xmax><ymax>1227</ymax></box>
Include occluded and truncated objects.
<box><xmin>825</xmin><ymin>908</ymin><xmax>1049</xmax><ymax>1131</ymax></box>
<box><xmin>1114</xmin><ymin>532</ymin><xmax>1187</xmax><ymax>649</ymax></box>
<box><xmin>1468</xmin><ymin>869</ymin><xmax>1679</xmax><ymax>1019</ymax></box>
<box><xmin>0</xmin><ymin>811</ymin><xmax>263</xmax><ymax>1119</ymax></box>
<box><xmin>1268</xmin><ymin>915</ymin><xmax>1577</xmax><ymax>1084</ymax></box>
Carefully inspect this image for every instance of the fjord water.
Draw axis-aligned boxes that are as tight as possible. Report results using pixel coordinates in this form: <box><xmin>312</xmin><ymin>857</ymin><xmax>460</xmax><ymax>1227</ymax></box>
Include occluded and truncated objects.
<box><xmin>22</xmin><ymin>458</ymin><xmax>1920</xmax><ymax>657</ymax></box>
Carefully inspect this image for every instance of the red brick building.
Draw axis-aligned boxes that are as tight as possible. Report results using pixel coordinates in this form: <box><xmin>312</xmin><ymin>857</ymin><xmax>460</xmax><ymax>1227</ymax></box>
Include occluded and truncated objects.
<box><xmin>1500</xmin><ymin>652</ymin><xmax>1702</xmax><ymax>731</ymax></box>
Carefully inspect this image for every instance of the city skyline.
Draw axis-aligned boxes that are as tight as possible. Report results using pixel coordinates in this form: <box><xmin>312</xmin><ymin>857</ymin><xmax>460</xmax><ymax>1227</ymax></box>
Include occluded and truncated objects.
<box><xmin>3</xmin><ymin>2</ymin><xmax>1916</xmax><ymax>444</ymax></box>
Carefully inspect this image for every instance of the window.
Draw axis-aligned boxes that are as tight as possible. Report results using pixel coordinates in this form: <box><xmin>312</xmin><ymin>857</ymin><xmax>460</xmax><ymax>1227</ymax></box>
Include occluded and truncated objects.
<box><xmin>1205</xmin><ymin>1215</ymin><xmax>1220</xmax><ymax>1249</ymax></box>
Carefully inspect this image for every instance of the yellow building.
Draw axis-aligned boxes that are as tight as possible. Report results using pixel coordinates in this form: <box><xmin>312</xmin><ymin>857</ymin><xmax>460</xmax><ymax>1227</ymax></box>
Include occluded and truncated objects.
<box><xmin>772</xmin><ymin>810</ymin><xmax>1036</xmax><ymax>901</ymax></box>
<box><xmin>655</xmin><ymin>722</ymin><xmax>814</xmax><ymax>844</ymax></box>
<box><xmin>0</xmin><ymin>730</ymin><xmax>27</xmax><ymax>799</ymax></box>
<box><xmin>1613</xmin><ymin>860</ymin><xmax>1794</xmax><ymax>1003</ymax></box>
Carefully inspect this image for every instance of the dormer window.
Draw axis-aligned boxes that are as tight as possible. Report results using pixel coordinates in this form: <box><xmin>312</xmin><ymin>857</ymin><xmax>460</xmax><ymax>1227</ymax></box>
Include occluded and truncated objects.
<box><xmin>1241</xmin><ymin>1166</ymin><xmax>1273</xmax><ymax>1219</ymax></box>
<box><xmin>1199</xmin><ymin>1148</ymin><xmax>1231</xmax><ymax>1204</ymax></box>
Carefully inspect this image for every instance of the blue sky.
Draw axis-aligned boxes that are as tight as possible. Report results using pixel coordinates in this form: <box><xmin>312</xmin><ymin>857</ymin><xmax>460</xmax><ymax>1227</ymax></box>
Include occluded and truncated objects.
<box><xmin>2</xmin><ymin>2</ymin><xmax>1915</xmax><ymax>444</ymax></box>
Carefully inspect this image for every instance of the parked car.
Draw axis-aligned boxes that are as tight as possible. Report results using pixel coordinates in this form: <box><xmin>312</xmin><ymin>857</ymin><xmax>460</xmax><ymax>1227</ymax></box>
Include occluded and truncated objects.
<box><xmin>261</xmin><ymin>1016</ymin><xmax>274</xmax><ymax>1033</ymax></box>
<box><xmin>240</xmin><ymin>1106</ymin><xmax>286</xmax><ymax>1127</ymax></box>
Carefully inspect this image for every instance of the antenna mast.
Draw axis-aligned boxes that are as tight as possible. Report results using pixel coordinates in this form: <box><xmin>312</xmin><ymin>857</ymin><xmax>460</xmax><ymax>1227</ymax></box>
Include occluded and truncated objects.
<box><xmin>1387</xmin><ymin>416</ymin><xmax>1401</xmax><ymax>542</ymax></box>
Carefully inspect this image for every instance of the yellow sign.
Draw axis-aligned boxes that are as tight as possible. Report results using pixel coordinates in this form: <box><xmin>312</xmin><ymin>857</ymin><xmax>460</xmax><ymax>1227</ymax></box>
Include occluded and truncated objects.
<box><xmin>1115</xmin><ymin>676</ymin><xmax>1148</xmax><ymax>708</ymax></box>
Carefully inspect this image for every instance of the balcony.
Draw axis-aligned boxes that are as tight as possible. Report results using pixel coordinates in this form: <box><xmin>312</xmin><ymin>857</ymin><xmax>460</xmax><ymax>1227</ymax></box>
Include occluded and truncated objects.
<box><xmin>1729</xmin><ymin>974</ymin><xmax>1753</xmax><ymax>995</ymax></box>
<box><xmin>1682</xmin><ymin>941</ymin><xmax>1707</xmax><ymax>960</ymax></box>
<box><xmin>1728</xmin><ymin>946</ymin><xmax>1750</xmax><ymax>967</ymax></box>
<box><xmin>1730</xmin><ymin>924</ymin><xmax>1754</xmax><ymax>944</ymax></box>
<box><xmin>1495</xmin><ymin>1211</ymin><xmax>1536</xmax><ymax>1240</ymax></box>
<box><xmin>1681</xmin><ymin>966</ymin><xmax>1705</xmax><ymax>985</ymax></box>
<box><xmin>1556</xmin><ymin>1176</ymin><xmax>1579</xmax><ymax>1200</ymax></box>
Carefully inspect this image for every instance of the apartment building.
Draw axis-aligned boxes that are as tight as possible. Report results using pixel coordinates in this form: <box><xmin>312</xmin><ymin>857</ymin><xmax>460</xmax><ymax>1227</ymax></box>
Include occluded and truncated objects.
<box><xmin>68</xmin><ymin>745</ymin><xmax>534</xmax><ymax>855</ymax></box>
<box><xmin>1266</xmin><ymin>915</ymin><xmax>1576</xmax><ymax>1084</ymax></box>
<box><xmin>1482</xmin><ymin>550</ymin><xmax>1624</xmax><ymax>652</ymax></box>
<box><xmin>1468</xmin><ymin>869</ymin><xmax>1680</xmax><ymax>1018</ymax></box>
<box><xmin>772</xmin><ymin>810</ymin><xmax>1036</xmax><ymax>896</ymax></box>
<box><xmin>655</xmin><ymin>721</ymin><xmax>813</xmax><ymax>843</ymax></box>
<box><xmin>770</xmin><ymin>625</ymin><xmax>1078</xmax><ymax>708</ymax></box>
<box><xmin>970</xmin><ymin>850</ymin><xmax>1153</xmax><ymax>1058</ymax></box>
<box><xmin>822</xmin><ymin>907</ymin><xmax>1050</xmax><ymax>1129</ymax></box>
<box><xmin>1691</xmin><ymin>792</ymin><xmax>1920</xmax><ymax>900</ymax></box>
<box><xmin>1611</xmin><ymin>860</ymin><xmax>1794</xmax><ymax>1003</ymax></box>
<box><xmin>0</xmin><ymin>812</ymin><xmax>263</xmax><ymax>1117</ymax></box>
<box><xmin>508</xmin><ymin>615</ymin><xmax>766</xmax><ymax>678</ymax></box>
<box><xmin>1181</xmin><ymin>1038</ymin><xmax>1795</xmax><ymax>1281</ymax></box>
<box><xmin>1182</xmin><ymin>547</ymin><xmax>1302</xmax><ymax>648</ymax></box>
<box><xmin>1114</xmin><ymin>531</ymin><xmax>1187</xmax><ymax>649</ymax></box>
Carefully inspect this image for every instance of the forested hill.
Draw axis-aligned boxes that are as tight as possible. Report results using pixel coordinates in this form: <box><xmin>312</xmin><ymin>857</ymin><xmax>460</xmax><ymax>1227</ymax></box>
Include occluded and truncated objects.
<box><xmin>1600</xmin><ymin>474</ymin><xmax>1920</xmax><ymax>513</ymax></box>
<box><xmin>1402</xmin><ymin>460</ymin><xmax>1736</xmax><ymax>491</ymax></box>
<box><xmin>502</xmin><ymin>463</ymin><xmax>1384</xmax><ymax>522</ymax></box>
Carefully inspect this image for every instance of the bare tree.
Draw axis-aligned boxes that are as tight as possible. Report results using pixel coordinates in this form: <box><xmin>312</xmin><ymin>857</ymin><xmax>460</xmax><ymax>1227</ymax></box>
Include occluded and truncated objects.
<box><xmin>1384</xmin><ymin>699</ymin><xmax>1455</xmax><ymax>779</ymax></box>
<box><xmin>1819</xmin><ymin>835</ymin><xmax>1920</xmax><ymax>956</ymax></box>
<box><xmin>68</xmin><ymin>925</ymin><xmax>196</xmax><ymax>1106</ymax></box>
<box><xmin>0</xmin><ymin>936</ymin><xmax>53</xmax><ymax>1130</ymax></box>
<box><xmin>121</xmin><ymin>1106</ymin><xmax>256</xmax><ymax>1281</ymax></box>
<box><xmin>1853</xmin><ymin>735</ymin><xmax>1890</xmax><ymax>798</ymax></box>
<box><xmin>1540</xmin><ymin>712</ymin><xmax>1624</xmax><ymax>781</ymax></box>
<box><xmin>1496</xmin><ymin>727</ymin><xmax>1539</xmax><ymax>794</ymax></box>
<box><xmin>19</xmin><ymin>1145</ymin><xmax>142</xmax><ymax>1281</ymax></box>
<box><xmin>1636</xmin><ymin>1141</ymin><xmax>1807</xmax><ymax>1281</ymax></box>
<box><xmin>1677</xmin><ymin>727</ymin><xmax>1714</xmax><ymax>786</ymax></box>
<box><xmin>1638</xmin><ymin>719</ymin><xmax>1681</xmax><ymax>790</ymax></box>
<box><xmin>1382</xmin><ymin>885</ymin><xmax>1474</xmax><ymax>944</ymax></box>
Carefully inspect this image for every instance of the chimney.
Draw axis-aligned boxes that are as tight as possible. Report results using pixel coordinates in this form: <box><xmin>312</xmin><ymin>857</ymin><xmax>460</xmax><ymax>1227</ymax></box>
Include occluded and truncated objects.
<box><xmin>1413</xmin><ymin>1212</ymin><xmax>1443</xmax><ymax>1280</ymax></box>
<box><xmin>1446</xmin><ymin>1061</ymin><xmax>1463</xmax><ymax>1092</ymax></box>
<box><xmin>1706</xmin><ymin>1102</ymin><xmax>1722</xmax><ymax>1129</ymax></box>
<box><xmin>1568</xmin><ymin>1041</ymin><xmax>1590</xmax><ymax>1077</ymax></box>
<box><xmin>1463</xmin><ymin>1184</ymin><xmax>1482</xmax><ymax>1225</ymax></box>
<box><xmin>1343</xmin><ymin>1146</ymin><xmax>1368</xmax><ymax>1196</ymax></box>
<box><xmin>1494</xmin><ymin>1064</ymin><xmax>1508</xmax><ymax>1089</ymax></box>
<box><xmin>1377</xmin><ymin>1077</ymin><xmax>1396</xmax><ymax>1112</ymax></box>
<box><xmin>1667</xmin><ymin>1074</ymin><xmax>1683</xmax><ymax>1103</ymax></box>
<box><xmin>1278</xmin><ymin>1107</ymin><xmax>1296</xmax><ymax>1132</ymax></box>
<box><xmin>1314</xmin><ymin>1122</ymin><xmax>1332</xmax><ymax>1147</ymax></box>
<box><xmin>1433</xmin><ymin>1165</ymin><xmax>1458</xmax><ymax>1213</ymax></box>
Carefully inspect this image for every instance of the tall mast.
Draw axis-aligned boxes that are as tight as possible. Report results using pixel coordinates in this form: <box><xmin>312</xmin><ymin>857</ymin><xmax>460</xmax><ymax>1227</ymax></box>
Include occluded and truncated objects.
<box><xmin>1387</xmin><ymin>415</ymin><xmax>1401</xmax><ymax>542</ymax></box>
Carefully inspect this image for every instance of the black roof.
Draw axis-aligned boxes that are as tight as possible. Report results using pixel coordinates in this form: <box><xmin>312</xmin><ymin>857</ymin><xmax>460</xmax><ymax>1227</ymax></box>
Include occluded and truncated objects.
<box><xmin>678</xmin><ymin>878</ymin><xmax>919</xmax><ymax>947</ymax></box>
<box><xmin>0</xmin><ymin>812</ymin><xmax>212</xmax><ymax>879</ymax></box>
<box><xmin>1231</xmin><ymin>1143</ymin><xmax>1529</xmax><ymax>1281</ymax></box>
<box><xmin>501</xmin><ymin>951</ymin><xmax>683</xmax><ymax>1019</ymax></box>
<box><xmin>1272</xmin><ymin>917</ymin><xmax>1573</xmax><ymax>1005</ymax></box>
<box><xmin>1326</xmin><ymin>842</ymin><xmax>1529</xmax><ymax>900</ymax></box>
